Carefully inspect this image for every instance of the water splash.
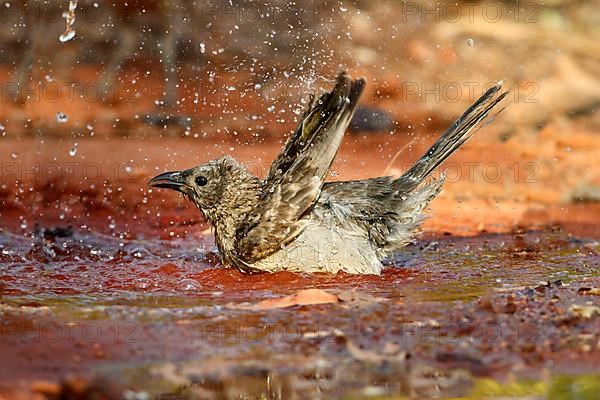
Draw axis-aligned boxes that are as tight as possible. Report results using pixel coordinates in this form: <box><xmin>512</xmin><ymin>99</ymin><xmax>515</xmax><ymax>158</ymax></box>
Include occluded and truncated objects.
<box><xmin>59</xmin><ymin>0</ymin><xmax>78</xmax><ymax>43</ymax></box>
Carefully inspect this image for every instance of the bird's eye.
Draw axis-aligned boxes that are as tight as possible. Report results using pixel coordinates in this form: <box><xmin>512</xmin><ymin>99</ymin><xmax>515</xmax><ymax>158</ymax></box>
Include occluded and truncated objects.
<box><xmin>195</xmin><ymin>176</ymin><xmax>208</xmax><ymax>186</ymax></box>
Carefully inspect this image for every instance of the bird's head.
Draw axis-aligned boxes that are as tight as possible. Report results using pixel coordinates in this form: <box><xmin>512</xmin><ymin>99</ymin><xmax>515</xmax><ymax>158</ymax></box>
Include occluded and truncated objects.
<box><xmin>148</xmin><ymin>156</ymin><xmax>261</xmax><ymax>223</ymax></box>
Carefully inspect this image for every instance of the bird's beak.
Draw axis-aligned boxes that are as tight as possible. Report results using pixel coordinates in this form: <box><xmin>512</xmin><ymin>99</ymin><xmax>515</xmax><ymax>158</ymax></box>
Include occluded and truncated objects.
<box><xmin>148</xmin><ymin>171</ymin><xmax>187</xmax><ymax>192</ymax></box>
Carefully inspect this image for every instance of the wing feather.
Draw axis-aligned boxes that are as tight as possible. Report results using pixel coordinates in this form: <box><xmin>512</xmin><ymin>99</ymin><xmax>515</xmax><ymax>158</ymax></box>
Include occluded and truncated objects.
<box><xmin>234</xmin><ymin>72</ymin><xmax>366</xmax><ymax>262</ymax></box>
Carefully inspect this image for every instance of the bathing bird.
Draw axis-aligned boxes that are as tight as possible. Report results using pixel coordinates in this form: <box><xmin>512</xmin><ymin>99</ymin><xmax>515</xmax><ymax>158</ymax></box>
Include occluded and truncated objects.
<box><xmin>149</xmin><ymin>72</ymin><xmax>508</xmax><ymax>274</ymax></box>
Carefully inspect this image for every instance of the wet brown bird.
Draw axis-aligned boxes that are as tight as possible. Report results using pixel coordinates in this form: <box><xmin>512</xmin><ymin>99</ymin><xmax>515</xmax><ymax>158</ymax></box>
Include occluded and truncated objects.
<box><xmin>149</xmin><ymin>72</ymin><xmax>508</xmax><ymax>274</ymax></box>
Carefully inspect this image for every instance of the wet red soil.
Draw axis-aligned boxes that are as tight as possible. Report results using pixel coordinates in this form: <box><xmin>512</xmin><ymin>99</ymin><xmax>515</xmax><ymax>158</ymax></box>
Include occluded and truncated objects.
<box><xmin>0</xmin><ymin>228</ymin><xmax>599</xmax><ymax>398</ymax></box>
<box><xmin>1</xmin><ymin>133</ymin><xmax>600</xmax><ymax>398</ymax></box>
<box><xmin>2</xmin><ymin>128</ymin><xmax>600</xmax><ymax>237</ymax></box>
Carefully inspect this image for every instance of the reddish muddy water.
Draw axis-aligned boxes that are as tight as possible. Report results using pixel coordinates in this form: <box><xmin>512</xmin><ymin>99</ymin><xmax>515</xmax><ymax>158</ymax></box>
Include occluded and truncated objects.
<box><xmin>1</xmin><ymin>137</ymin><xmax>600</xmax><ymax>399</ymax></box>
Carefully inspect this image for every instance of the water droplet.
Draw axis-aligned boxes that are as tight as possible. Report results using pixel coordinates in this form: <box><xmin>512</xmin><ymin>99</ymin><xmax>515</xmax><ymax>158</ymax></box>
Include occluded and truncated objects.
<box><xmin>176</xmin><ymin>278</ymin><xmax>202</xmax><ymax>291</ymax></box>
<box><xmin>467</xmin><ymin>38</ymin><xmax>474</xmax><ymax>47</ymax></box>
<box><xmin>56</xmin><ymin>112</ymin><xmax>68</xmax><ymax>123</ymax></box>
<box><xmin>135</xmin><ymin>278</ymin><xmax>152</xmax><ymax>290</ymax></box>
<box><xmin>59</xmin><ymin>30</ymin><xmax>76</xmax><ymax>43</ymax></box>
<box><xmin>68</xmin><ymin>147</ymin><xmax>77</xmax><ymax>157</ymax></box>
<box><xmin>199</xmin><ymin>42</ymin><xmax>206</xmax><ymax>53</ymax></box>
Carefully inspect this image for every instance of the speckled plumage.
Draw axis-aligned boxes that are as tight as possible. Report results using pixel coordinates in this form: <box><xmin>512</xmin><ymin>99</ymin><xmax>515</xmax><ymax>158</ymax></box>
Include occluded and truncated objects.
<box><xmin>150</xmin><ymin>72</ymin><xmax>508</xmax><ymax>274</ymax></box>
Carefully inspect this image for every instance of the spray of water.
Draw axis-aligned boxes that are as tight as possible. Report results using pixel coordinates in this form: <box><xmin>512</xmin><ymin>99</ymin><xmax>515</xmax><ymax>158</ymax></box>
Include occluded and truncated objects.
<box><xmin>59</xmin><ymin>0</ymin><xmax>78</xmax><ymax>43</ymax></box>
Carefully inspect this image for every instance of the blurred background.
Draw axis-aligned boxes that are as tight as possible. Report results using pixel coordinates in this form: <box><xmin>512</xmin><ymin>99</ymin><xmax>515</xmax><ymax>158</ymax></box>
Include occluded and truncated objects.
<box><xmin>0</xmin><ymin>0</ymin><xmax>599</xmax><ymax>236</ymax></box>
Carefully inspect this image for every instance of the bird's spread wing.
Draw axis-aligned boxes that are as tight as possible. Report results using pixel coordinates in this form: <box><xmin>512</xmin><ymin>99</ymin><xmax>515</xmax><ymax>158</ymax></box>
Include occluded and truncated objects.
<box><xmin>234</xmin><ymin>72</ymin><xmax>365</xmax><ymax>262</ymax></box>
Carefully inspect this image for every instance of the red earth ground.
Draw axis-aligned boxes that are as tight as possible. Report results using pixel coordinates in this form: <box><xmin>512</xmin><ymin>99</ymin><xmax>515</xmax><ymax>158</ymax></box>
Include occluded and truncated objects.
<box><xmin>1</xmin><ymin>58</ymin><xmax>600</xmax><ymax>398</ymax></box>
<box><xmin>1</xmin><ymin>126</ymin><xmax>599</xmax><ymax>398</ymax></box>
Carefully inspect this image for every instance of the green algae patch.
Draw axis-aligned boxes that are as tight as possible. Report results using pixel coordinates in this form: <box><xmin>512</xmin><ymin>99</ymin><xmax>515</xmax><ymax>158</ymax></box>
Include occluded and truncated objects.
<box><xmin>470</xmin><ymin>374</ymin><xmax>600</xmax><ymax>399</ymax></box>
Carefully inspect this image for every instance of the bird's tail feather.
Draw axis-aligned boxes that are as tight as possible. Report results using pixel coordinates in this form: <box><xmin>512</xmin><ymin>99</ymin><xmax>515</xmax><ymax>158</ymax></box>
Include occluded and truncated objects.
<box><xmin>394</xmin><ymin>82</ymin><xmax>509</xmax><ymax>192</ymax></box>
